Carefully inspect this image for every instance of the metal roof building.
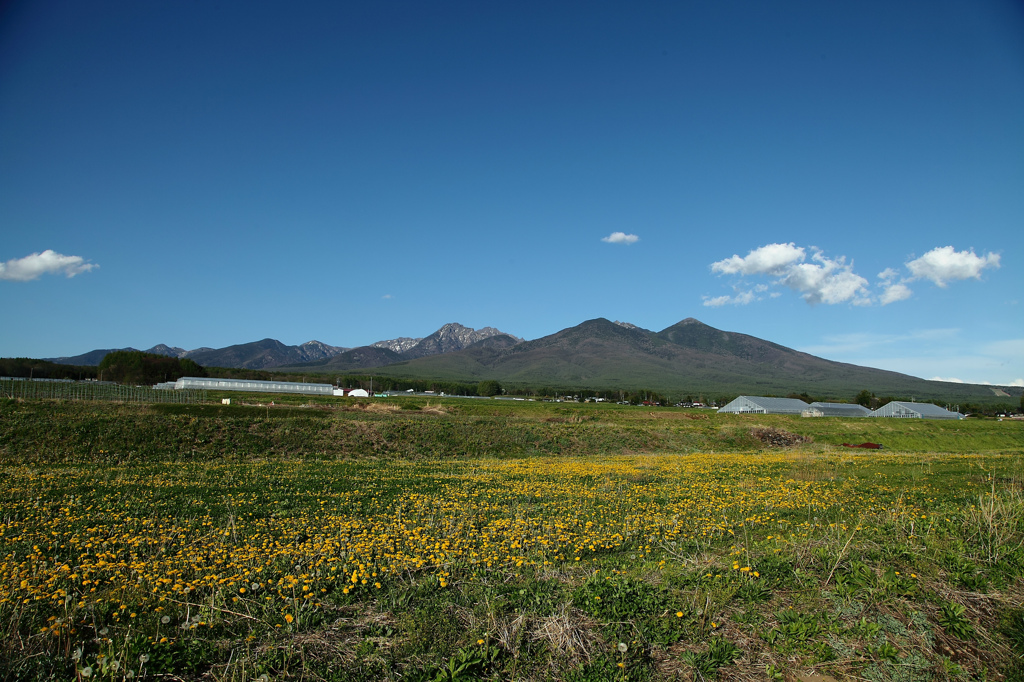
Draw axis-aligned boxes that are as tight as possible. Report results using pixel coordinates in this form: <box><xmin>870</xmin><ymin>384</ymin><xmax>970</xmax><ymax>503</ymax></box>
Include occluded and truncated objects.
<box><xmin>173</xmin><ymin>377</ymin><xmax>333</xmax><ymax>395</ymax></box>
<box><xmin>802</xmin><ymin>402</ymin><xmax>872</xmax><ymax>418</ymax></box>
<box><xmin>871</xmin><ymin>401</ymin><xmax>964</xmax><ymax>420</ymax></box>
<box><xmin>718</xmin><ymin>396</ymin><xmax>809</xmax><ymax>415</ymax></box>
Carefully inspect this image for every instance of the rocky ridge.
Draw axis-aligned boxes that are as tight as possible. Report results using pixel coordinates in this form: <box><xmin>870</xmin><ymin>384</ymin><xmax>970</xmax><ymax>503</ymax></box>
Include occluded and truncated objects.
<box><xmin>47</xmin><ymin>323</ymin><xmax>518</xmax><ymax>370</ymax></box>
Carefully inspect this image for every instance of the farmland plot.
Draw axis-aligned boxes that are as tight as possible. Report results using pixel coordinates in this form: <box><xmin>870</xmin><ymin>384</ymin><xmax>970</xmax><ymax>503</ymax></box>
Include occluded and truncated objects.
<box><xmin>2</xmin><ymin>448</ymin><xmax>1023</xmax><ymax>680</ymax></box>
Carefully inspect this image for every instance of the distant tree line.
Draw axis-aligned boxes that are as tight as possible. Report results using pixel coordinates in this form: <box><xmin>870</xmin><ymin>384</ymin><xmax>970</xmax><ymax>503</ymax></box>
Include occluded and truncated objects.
<box><xmin>5</xmin><ymin>355</ymin><xmax>1022</xmax><ymax>414</ymax></box>
<box><xmin>97</xmin><ymin>351</ymin><xmax>206</xmax><ymax>386</ymax></box>
<box><xmin>203</xmin><ymin>367</ymin><xmax>283</xmax><ymax>381</ymax></box>
<box><xmin>333</xmin><ymin>375</ymin><xmax>485</xmax><ymax>396</ymax></box>
<box><xmin>502</xmin><ymin>386</ymin><xmax>675</xmax><ymax>405</ymax></box>
<box><xmin>0</xmin><ymin>358</ymin><xmax>98</xmax><ymax>381</ymax></box>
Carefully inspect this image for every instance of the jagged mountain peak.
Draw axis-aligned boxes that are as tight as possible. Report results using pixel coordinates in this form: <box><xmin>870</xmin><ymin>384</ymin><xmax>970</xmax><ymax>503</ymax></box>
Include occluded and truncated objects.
<box><xmin>437</xmin><ymin>322</ymin><xmax>471</xmax><ymax>333</ymax></box>
<box><xmin>298</xmin><ymin>340</ymin><xmax>349</xmax><ymax>361</ymax></box>
<box><xmin>300</xmin><ymin>339</ymin><xmax>346</xmax><ymax>351</ymax></box>
<box><xmin>372</xmin><ymin>336</ymin><xmax>423</xmax><ymax>353</ymax></box>
<box><xmin>401</xmin><ymin>323</ymin><xmax>522</xmax><ymax>360</ymax></box>
<box><xmin>145</xmin><ymin>344</ymin><xmax>188</xmax><ymax>358</ymax></box>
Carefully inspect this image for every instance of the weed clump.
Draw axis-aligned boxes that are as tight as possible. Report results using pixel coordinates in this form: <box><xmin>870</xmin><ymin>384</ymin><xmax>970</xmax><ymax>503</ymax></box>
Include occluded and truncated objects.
<box><xmin>750</xmin><ymin>426</ymin><xmax>813</xmax><ymax>447</ymax></box>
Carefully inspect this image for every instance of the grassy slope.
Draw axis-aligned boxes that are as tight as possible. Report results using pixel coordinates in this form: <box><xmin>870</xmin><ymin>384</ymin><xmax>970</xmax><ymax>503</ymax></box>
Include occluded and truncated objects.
<box><xmin>2</xmin><ymin>398</ymin><xmax>1022</xmax><ymax>464</ymax></box>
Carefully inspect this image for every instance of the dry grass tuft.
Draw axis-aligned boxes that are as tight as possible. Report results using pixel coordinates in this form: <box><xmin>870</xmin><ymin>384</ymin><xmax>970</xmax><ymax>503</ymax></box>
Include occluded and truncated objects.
<box><xmin>363</xmin><ymin>402</ymin><xmax>401</xmax><ymax>414</ymax></box>
<box><xmin>420</xmin><ymin>402</ymin><xmax>448</xmax><ymax>415</ymax></box>
<box><xmin>493</xmin><ymin>611</ymin><xmax>529</xmax><ymax>656</ymax></box>
<box><xmin>530</xmin><ymin>602</ymin><xmax>602</xmax><ymax>668</ymax></box>
<box><xmin>960</xmin><ymin>487</ymin><xmax>1024</xmax><ymax>565</ymax></box>
<box><xmin>644</xmin><ymin>411</ymin><xmax>711</xmax><ymax>421</ymax></box>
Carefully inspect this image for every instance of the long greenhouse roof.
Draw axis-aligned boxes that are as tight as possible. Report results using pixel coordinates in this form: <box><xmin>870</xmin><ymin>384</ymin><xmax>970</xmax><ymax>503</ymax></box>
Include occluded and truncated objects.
<box><xmin>720</xmin><ymin>396</ymin><xmax>809</xmax><ymax>413</ymax></box>
<box><xmin>173</xmin><ymin>377</ymin><xmax>334</xmax><ymax>394</ymax></box>
<box><xmin>880</xmin><ymin>401</ymin><xmax>962</xmax><ymax>417</ymax></box>
<box><xmin>808</xmin><ymin>402</ymin><xmax>872</xmax><ymax>416</ymax></box>
<box><xmin>176</xmin><ymin>377</ymin><xmax>331</xmax><ymax>388</ymax></box>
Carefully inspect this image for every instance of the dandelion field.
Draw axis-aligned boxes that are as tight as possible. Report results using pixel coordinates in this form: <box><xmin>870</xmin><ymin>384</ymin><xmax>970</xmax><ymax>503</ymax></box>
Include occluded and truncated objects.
<box><xmin>1</xmin><ymin>398</ymin><xmax>1023</xmax><ymax>680</ymax></box>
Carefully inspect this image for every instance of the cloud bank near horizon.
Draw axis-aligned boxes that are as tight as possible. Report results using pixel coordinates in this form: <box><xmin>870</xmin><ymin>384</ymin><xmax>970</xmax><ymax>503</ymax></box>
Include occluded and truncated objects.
<box><xmin>704</xmin><ymin>243</ymin><xmax>1000</xmax><ymax>307</ymax></box>
<box><xmin>798</xmin><ymin>330</ymin><xmax>1023</xmax><ymax>387</ymax></box>
<box><xmin>0</xmin><ymin>250</ymin><xmax>98</xmax><ymax>282</ymax></box>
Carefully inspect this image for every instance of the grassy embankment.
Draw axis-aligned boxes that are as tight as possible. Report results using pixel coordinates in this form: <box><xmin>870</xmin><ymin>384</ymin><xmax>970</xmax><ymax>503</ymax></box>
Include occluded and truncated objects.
<box><xmin>1</xmin><ymin>397</ymin><xmax>1023</xmax><ymax>681</ymax></box>
<box><xmin>2</xmin><ymin>397</ymin><xmax>1021</xmax><ymax>463</ymax></box>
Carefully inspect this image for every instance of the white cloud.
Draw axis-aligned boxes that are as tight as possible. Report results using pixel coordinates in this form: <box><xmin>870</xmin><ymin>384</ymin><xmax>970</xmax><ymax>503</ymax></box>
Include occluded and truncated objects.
<box><xmin>601</xmin><ymin>232</ymin><xmax>639</xmax><ymax>245</ymax></box>
<box><xmin>702</xmin><ymin>295</ymin><xmax>734</xmax><ymax>307</ymax></box>
<box><xmin>707</xmin><ymin>242</ymin><xmax>1002</xmax><ymax>307</ymax></box>
<box><xmin>879</xmin><ymin>282</ymin><xmax>913</xmax><ymax>305</ymax></box>
<box><xmin>906</xmin><ymin>246</ymin><xmax>1000</xmax><ymax>287</ymax></box>
<box><xmin>878</xmin><ymin>267</ymin><xmax>900</xmax><ymax>283</ymax></box>
<box><xmin>0</xmin><ymin>250</ymin><xmax>97</xmax><ymax>281</ymax></box>
<box><xmin>702</xmin><ymin>289</ymin><xmax>758</xmax><ymax>307</ymax></box>
<box><xmin>381</xmin><ymin>294</ymin><xmax>393</xmax><ymax>299</ymax></box>
<box><xmin>778</xmin><ymin>252</ymin><xmax>870</xmax><ymax>305</ymax></box>
<box><xmin>710</xmin><ymin>242</ymin><xmax>804</xmax><ymax>276</ymax></box>
<box><xmin>702</xmin><ymin>283</ymin><xmax>768</xmax><ymax>307</ymax></box>
<box><xmin>927</xmin><ymin>376</ymin><xmax>1024</xmax><ymax>387</ymax></box>
<box><xmin>877</xmin><ymin>266</ymin><xmax>914</xmax><ymax>304</ymax></box>
<box><xmin>708</xmin><ymin>243</ymin><xmax>868</xmax><ymax>306</ymax></box>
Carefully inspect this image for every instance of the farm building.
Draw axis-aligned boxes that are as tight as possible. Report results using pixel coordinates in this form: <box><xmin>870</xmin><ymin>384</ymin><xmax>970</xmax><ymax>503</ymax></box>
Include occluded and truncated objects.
<box><xmin>802</xmin><ymin>402</ymin><xmax>872</xmax><ymax>418</ymax></box>
<box><xmin>335</xmin><ymin>388</ymin><xmax>369</xmax><ymax>397</ymax></box>
<box><xmin>172</xmin><ymin>377</ymin><xmax>333</xmax><ymax>395</ymax></box>
<box><xmin>871</xmin><ymin>401</ymin><xmax>964</xmax><ymax>420</ymax></box>
<box><xmin>717</xmin><ymin>396</ymin><xmax>808</xmax><ymax>415</ymax></box>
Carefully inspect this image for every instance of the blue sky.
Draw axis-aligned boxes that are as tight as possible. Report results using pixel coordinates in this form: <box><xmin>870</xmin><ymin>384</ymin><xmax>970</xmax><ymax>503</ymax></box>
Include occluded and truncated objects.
<box><xmin>1</xmin><ymin>0</ymin><xmax>1022</xmax><ymax>386</ymax></box>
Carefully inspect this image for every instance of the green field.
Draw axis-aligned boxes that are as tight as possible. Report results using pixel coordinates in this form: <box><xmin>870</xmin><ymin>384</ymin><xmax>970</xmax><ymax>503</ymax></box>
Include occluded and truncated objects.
<box><xmin>1</xmin><ymin>397</ymin><xmax>1023</xmax><ymax>681</ymax></box>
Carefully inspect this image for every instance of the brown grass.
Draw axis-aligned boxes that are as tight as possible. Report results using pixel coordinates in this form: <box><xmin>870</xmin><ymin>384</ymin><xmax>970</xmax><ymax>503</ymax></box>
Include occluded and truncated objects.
<box><xmin>531</xmin><ymin>603</ymin><xmax>603</xmax><ymax>669</ymax></box>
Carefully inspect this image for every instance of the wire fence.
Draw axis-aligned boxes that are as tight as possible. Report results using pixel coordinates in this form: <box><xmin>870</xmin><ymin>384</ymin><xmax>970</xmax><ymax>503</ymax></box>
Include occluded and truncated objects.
<box><xmin>0</xmin><ymin>379</ymin><xmax>207</xmax><ymax>404</ymax></box>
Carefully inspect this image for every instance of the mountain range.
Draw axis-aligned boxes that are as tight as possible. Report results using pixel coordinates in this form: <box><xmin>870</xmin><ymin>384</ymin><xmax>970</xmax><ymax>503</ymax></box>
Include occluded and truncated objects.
<box><xmin>44</xmin><ymin>318</ymin><xmax>1015</xmax><ymax>402</ymax></box>
<box><xmin>347</xmin><ymin>318</ymin><xmax>1013</xmax><ymax>403</ymax></box>
<box><xmin>46</xmin><ymin>323</ymin><xmax>519</xmax><ymax>371</ymax></box>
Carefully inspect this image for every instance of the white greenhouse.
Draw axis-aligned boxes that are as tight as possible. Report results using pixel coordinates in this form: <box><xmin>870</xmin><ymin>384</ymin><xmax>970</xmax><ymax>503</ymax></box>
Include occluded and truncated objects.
<box><xmin>802</xmin><ymin>402</ymin><xmax>872</xmax><ymax>418</ymax></box>
<box><xmin>172</xmin><ymin>377</ymin><xmax>333</xmax><ymax>395</ymax></box>
<box><xmin>717</xmin><ymin>396</ymin><xmax>809</xmax><ymax>415</ymax></box>
<box><xmin>871</xmin><ymin>401</ymin><xmax>964</xmax><ymax>420</ymax></box>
